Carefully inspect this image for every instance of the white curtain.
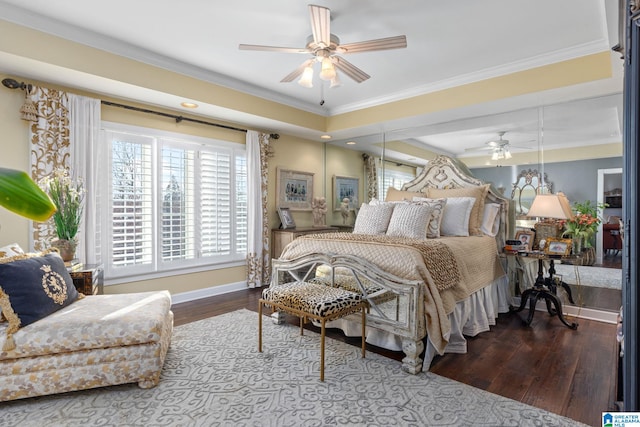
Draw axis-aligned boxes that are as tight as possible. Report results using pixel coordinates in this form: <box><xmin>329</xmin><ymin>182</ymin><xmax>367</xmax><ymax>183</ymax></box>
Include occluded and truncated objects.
<box><xmin>246</xmin><ymin>131</ymin><xmax>271</xmax><ymax>288</ymax></box>
<box><xmin>28</xmin><ymin>88</ymin><xmax>101</xmax><ymax>263</ymax></box>
<box><xmin>68</xmin><ymin>94</ymin><xmax>102</xmax><ymax>264</ymax></box>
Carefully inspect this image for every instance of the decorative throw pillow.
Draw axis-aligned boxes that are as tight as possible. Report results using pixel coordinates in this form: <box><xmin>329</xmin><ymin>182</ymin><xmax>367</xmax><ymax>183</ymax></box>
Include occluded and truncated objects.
<box><xmin>0</xmin><ymin>243</ymin><xmax>24</xmax><ymax>259</ymax></box>
<box><xmin>386</xmin><ymin>203</ymin><xmax>433</xmax><ymax>239</ymax></box>
<box><xmin>481</xmin><ymin>203</ymin><xmax>502</xmax><ymax>237</ymax></box>
<box><xmin>412</xmin><ymin>197</ymin><xmax>448</xmax><ymax>238</ymax></box>
<box><xmin>426</xmin><ymin>184</ymin><xmax>490</xmax><ymax>236</ymax></box>
<box><xmin>353</xmin><ymin>203</ymin><xmax>395</xmax><ymax>235</ymax></box>
<box><xmin>385</xmin><ymin>187</ymin><xmax>424</xmax><ymax>202</ymax></box>
<box><xmin>439</xmin><ymin>197</ymin><xmax>476</xmax><ymax>237</ymax></box>
<box><xmin>0</xmin><ymin>250</ymin><xmax>80</xmax><ymax>351</ymax></box>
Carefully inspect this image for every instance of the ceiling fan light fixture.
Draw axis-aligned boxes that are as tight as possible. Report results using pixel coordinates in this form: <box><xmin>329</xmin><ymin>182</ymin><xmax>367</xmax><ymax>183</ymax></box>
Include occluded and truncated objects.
<box><xmin>504</xmin><ymin>148</ymin><xmax>512</xmax><ymax>159</ymax></box>
<box><xmin>298</xmin><ymin>65</ymin><xmax>314</xmax><ymax>88</ymax></box>
<box><xmin>491</xmin><ymin>151</ymin><xmax>500</xmax><ymax>161</ymax></box>
<box><xmin>329</xmin><ymin>73</ymin><xmax>341</xmax><ymax>88</ymax></box>
<box><xmin>319</xmin><ymin>57</ymin><xmax>336</xmax><ymax>80</ymax></box>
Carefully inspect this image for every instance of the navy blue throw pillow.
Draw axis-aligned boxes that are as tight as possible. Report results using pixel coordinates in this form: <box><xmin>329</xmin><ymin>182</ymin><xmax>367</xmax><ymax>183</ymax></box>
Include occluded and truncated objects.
<box><xmin>0</xmin><ymin>251</ymin><xmax>79</xmax><ymax>349</ymax></box>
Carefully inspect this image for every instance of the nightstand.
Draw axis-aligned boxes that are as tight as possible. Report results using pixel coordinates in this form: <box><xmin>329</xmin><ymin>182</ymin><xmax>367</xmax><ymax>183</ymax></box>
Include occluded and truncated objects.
<box><xmin>271</xmin><ymin>227</ymin><xmax>339</xmax><ymax>259</ymax></box>
<box><xmin>507</xmin><ymin>252</ymin><xmax>581</xmax><ymax>329</ymax></box>
<box><xmin>69</xmin><ymin>264</ymin><xmax>104</xmax><ymax>295</ymax></box>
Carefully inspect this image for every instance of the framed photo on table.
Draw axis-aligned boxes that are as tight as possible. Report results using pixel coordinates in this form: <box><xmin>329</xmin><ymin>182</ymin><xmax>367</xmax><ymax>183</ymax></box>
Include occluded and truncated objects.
<box><xmin>333</xmin><ymin>175</ymin><xmax>359</xmax><ymax>211</ymax></box>
<box><xmin>276</xmin><ymin>168</ymin><xmax>314</xmax><ymax>211</ymax></box>
<box><xmin>545</xmin><ymin>238</ymin><xmax>572</xmax><ymax>256</ymax></box>
<box><xmin>277</xmin><ymin>207</ymin><xmax>296</xmax><ymax>229</ymax></box>
<box><xmin>515</xmin><ymin>229</ymin><xmax>535</xmax><ymax>251</ymax></box>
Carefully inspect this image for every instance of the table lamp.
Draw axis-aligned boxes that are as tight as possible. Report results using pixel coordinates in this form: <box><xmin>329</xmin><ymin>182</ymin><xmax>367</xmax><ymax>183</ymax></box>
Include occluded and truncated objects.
<box><xmin>527</xmin><ymin>192</ymin><xmax>574</xmax><ymax>251</ymax></box>
<box><xmin>526</xmin><ymin>192</ymin><xmax>574</xmax><ymax>221</ymax></box>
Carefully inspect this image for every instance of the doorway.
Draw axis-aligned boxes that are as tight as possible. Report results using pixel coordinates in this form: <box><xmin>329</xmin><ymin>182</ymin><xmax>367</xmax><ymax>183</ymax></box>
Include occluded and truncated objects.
<box><xmin>596</xmin><ymin>168</ymin><xmax>623</xmax><ymax>265</ymax></box>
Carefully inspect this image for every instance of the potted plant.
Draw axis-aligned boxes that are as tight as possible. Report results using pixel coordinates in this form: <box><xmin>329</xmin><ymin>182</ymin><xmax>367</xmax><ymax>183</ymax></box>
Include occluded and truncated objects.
<box><xmin>561</xmin><ymin>199</ymin><xmax>606</xmax><ymax>264</ymax></box>
<box><xmin>39</xmin><ymin>168</ymin><xmax>85</xmax><ymax>261</ymax></box>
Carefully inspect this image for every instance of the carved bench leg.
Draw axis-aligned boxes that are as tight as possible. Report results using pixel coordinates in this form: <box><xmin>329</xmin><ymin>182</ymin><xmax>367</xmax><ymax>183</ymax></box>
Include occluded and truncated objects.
<box><xmin>401</xmin><ymin>338</ymin><xmax>424</xmax><ymax>374</ymax></box>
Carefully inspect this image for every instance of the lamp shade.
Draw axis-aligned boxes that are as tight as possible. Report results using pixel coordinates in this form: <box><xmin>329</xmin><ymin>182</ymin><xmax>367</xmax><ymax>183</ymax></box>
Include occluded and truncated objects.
<box><xmin>319</xmin><ymin>57</ymin><xmax>336</xmax><ymax>81</ymax></box>
<box><xmin>298</xmin><ymin>65</ymin><xmax>314</xmax><ymax>88</ymax></box>
<box><xmin>527</xmin><ymin>192</ymin><xmax>574</xmax><ymax>220</ymax></box>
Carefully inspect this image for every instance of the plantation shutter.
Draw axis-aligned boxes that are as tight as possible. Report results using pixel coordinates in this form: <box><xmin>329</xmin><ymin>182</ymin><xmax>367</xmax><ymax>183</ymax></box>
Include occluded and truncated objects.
<box><xmin>110</xmin><ymin>135</ymin><xmax>154</xmax><ymax>269</ymax></box>
<box><xmin>200</xmin><ymin>150</ymin><xmax>232</xmax><ymax>256</ymax></box>
<box><xmin>161</xmin><ymin>145</ymin><xmax>196</xmax><ymax>261</ymax></box>
<box><xmin>378</xmin><ymin>167</ymin><xmax>416</xmax><ymax>201</ymax></box>
<box><xmin>235</xmin><ymin>153</ymin><xmax>248</xmax><ymax>253</ymax></box>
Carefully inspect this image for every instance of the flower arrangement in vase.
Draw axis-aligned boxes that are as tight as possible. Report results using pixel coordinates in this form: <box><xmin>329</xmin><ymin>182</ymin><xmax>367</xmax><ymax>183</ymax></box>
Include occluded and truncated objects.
<box><xmin>560</xmin><ymin>199</ymin><xmax>606</xmax><ymax>254</ymax></box>
<box><xmin>39</xmin><ymin>168</ymin><xmax>85</xmax><ymax>261</ymax></box>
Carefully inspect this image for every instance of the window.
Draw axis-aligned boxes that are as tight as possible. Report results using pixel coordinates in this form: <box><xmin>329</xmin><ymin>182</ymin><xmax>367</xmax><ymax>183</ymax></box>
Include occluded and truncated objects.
<box><xmin>102</xmin><ymin>123</ymin><xmax>247</xmax><ymax>281</ymax></box>
<box><xmin>378</xmin><ymin>166</ymin><xmax>417</xmax><ymax>201</ymax></box>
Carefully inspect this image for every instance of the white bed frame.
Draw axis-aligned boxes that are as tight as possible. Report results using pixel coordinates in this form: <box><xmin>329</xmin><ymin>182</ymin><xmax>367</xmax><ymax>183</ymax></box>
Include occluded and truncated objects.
<box><xmin>402</xmin><ymin>155</ymin><xmax>510</xmax><ymax>249</ymax></box>
<box><xmin>269</xmin><ymin>155</ymin><xmax>512</xmax><ymax>373</ymax></box>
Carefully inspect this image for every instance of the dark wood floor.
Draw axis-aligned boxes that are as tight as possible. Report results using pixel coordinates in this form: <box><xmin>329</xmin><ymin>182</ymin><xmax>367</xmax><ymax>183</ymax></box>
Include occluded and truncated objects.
<box><xmin>172</xmin><ymin>288</ymin><xmax>618</xmax><ymax>427</ymax></box>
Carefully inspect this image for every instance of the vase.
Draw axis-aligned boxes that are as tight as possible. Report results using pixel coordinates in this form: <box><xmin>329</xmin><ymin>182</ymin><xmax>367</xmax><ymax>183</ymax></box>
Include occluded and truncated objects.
<box><xmin>51</xmin><ymin>239</ymin><xmax>77</xmax><ymax>262</ymax></box>
<box><xmin>572</xmin><ymin>237</ymin><xmax>583</xmax><ymax>255</ymax></box>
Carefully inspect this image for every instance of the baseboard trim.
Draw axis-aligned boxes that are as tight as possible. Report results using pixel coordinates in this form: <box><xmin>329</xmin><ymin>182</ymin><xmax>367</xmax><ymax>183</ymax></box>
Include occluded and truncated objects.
<box><xmin>171</xmin><ymin>281</ymin><xmax>248</xmax><ymax>305</ymax></box>
<box><xmin>512</xmin><ymin>297</ymin><xmax>618</xmax><ymax>324</ymax></box>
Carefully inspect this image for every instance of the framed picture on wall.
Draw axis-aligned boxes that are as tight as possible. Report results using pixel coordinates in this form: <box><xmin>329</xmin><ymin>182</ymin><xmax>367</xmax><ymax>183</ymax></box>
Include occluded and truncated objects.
<box><xmin>276</xmin><ymin>168</ymin><xmax>314</xmax><ymax>211</ymax></box>
<box><xmin>333</xmin><ymin>175</ymin><xmax>359</xmax><ymax>211</ymax></box>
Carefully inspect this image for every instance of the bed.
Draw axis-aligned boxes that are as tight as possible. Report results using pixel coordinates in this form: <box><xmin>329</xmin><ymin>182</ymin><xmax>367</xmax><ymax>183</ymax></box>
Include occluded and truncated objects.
<box><xmin>274</xmin><ymin>155</ymin><xmax>512</xmax><ymax>372</ymax></box>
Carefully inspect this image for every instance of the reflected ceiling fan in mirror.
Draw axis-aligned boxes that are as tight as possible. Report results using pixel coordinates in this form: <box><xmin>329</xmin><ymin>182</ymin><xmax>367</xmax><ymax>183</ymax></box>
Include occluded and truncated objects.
<box><xmin>465</xmin><ymin>131</ymin><xmax>532</xmax><ymax>161</ymax></box>
<box><xmin>239</xmin><ymin>4</ymin><xmax>407</xmax><ymax>88</ymax></box>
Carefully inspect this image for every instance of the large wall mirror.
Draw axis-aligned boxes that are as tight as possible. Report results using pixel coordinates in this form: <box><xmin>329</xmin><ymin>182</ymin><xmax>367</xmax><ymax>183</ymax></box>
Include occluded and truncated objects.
<box><xmin>327</xmin><ymin>93</ymin><xmax>622</xmax><ymax>317</ymax></box>
<box><xmin>511</xmin><ymin>169</ymin><xmax>552</xmax><ymax>218</ymax></box>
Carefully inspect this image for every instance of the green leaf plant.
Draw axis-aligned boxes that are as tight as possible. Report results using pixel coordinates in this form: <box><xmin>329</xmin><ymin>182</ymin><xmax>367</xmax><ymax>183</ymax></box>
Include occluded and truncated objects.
<box><xmin>0</xmin><ymin>168</ymin><xmax>56</xmax><ymax>222</ymax></box>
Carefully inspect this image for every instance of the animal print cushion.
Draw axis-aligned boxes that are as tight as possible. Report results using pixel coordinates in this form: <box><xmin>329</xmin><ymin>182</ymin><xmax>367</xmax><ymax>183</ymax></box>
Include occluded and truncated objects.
<box><xmin>262</xmin><ymin>282</ymin><xmax>363</xmax><ymax>319</ymax></box>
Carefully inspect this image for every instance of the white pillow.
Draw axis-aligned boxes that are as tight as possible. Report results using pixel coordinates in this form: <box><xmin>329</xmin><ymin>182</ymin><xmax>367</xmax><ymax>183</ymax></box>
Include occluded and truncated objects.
<box><xmin>440</xmin><ymin>197</ymin><xmax>476</xmax><ymax>237</ymax></box>
<box><xmin>412</xmin><ymin>197</ymin><xmax>447</xmax><ymax>238</ymax></box>
<box><xmin>481</xmin><ymin>203</ymin><xmax>501</xmax><ymax>237</ymax></box>
<box><xmin>353</xmin><ymin>203</ymin><xmax>395</xmax><ymax>235</ymax></box>
<box><xmin>0</xmin><ymin>243</ymin><xmax>24</xmax><ymax>259</ymax></box>
<box><xmin>386</xmin><ymin>203</ymin><xmax>433</xmax><ymax>239</ymax></box>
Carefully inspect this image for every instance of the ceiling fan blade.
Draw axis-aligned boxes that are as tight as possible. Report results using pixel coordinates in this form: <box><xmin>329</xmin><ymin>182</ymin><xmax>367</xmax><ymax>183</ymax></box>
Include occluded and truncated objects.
<box><xmin>464</xmin><ymin>146</ymin><xmax>495</xmax><ymax>152</ymax></box>
<box><xmin>337</xmin><ymin>35</ymin><xmax>407</xmax><ymax>54</ymax></box>
<box><xmin>280</xmin><ymin>59</ymin><xmax>315</xmax><ymax>83</ymax></box>
<box><xmin>239</xmin><ymin>44</ymin><xmax>308</xmax><ymax>54</ymax></box>
<box><xmin>332</xmin><ymin>57</ymin><xmax>370</xmax><ymax>83</ymax></box>
<box><xmin>309</xmin><ymin>4</ymin><xmax>331</xmax><ymax>47</ymax></box>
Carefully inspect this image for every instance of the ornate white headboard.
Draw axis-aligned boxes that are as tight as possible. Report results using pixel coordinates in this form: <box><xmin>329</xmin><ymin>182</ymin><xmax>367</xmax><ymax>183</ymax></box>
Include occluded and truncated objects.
<box><xmin>401</xmin><ymin>155</ymin><xmax>510</xmax><ymax>248</ymax></box>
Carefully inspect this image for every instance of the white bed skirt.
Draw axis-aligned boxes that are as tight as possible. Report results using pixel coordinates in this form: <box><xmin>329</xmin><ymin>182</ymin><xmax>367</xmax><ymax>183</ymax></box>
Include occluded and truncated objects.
<box><xmin>324</xmin><ymin>274</ymin><xmax>512</xmax><ymax>372</ymax></box>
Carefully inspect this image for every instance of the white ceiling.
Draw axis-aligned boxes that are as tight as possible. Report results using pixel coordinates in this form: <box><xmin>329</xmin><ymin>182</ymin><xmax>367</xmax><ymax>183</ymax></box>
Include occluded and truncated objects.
<box><xmin>0</xmin><ymin>0</ymin><xmax>624</xmax><ymax>162</ymax></box>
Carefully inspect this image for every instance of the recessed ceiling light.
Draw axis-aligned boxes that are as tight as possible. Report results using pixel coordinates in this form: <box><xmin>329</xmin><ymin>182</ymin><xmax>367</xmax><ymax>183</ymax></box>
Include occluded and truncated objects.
<box><xmin>181</xmin><ymin>102</ymin><xmax>198</xmax><ymax>108</ymax></box>
<box><xmin>320</xmin><ymin>134</ymin><xmax>332</xmax><ymax>140</ymax></box>
<box><xmin>346</xmin><ymin>141</ymin><xmax>356</xmax><ymax>145</ymax></box>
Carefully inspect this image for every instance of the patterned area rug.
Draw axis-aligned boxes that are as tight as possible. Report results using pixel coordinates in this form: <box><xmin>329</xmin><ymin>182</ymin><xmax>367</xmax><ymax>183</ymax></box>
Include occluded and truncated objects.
<box><xmin>555</xmin><ymin>264</ymin><xmax>622</xmax><ymax>289</ymax></box>
<box><xmin>1</xmin><ymin>309</ymin><xmax>587</xmax><ymax>426</ymax></box>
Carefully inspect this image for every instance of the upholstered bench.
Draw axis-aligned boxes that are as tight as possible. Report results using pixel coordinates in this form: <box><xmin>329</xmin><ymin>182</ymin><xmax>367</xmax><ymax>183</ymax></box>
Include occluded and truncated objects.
<box><xmin>0</xmin><ymin>291</ymin><xmax>173</xmax><ymax>401</ymax></box>
<box><xmin>259</xmin><ymin>281</ymin><xmax>367</xmax><ymax>381</ymax></box>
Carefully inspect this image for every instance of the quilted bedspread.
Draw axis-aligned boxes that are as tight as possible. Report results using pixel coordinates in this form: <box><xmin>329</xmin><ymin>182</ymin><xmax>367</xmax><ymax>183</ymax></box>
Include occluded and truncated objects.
<box><xmin>279</xmin><ymin>232</ymin><xmax>506</xmax><ymax>353</ymax></box>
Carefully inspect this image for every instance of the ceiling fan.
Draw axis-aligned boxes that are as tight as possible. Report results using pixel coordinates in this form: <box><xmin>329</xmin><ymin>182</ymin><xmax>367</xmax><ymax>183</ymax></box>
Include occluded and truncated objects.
<box><xmin>239</xmin><ymin>4</ymin><xmax>407</xmax><ymax>87</ymax></box>
<box><xmin>465</xmin><ymin>131</ymin><xmax>531</xmax><ymax>160</ymax></box>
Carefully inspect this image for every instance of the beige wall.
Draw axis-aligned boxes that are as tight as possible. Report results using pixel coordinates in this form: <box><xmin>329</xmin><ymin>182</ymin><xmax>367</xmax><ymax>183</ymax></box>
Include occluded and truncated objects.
<box><xmin>267</xmin><ymin>137</ymin><xmax>364</xmax><ymax>229</ymax></box>
<box><xmin>0</xmin><ymin>83</ymin><xmax>364</xmax><ymax>297</ymax></box>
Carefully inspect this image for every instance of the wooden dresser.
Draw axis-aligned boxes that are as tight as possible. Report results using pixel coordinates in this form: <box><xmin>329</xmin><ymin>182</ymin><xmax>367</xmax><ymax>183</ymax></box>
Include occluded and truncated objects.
<box><xmin>271</xmin><ymin>227</ymin><xmax>339</xmax><ymax>260</ymax></box>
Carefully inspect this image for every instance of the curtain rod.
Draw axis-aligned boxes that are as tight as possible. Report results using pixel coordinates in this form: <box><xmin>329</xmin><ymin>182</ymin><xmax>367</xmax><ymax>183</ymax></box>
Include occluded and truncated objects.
<box><xmin>2</xmin><ymin>78</ymin><xmax>280</xmax><ymax>139</ymax></box>
<box><xmin>383</xmin><ymin>158</ymin><xmax>417</xmax><ymax>168</ymax></box>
